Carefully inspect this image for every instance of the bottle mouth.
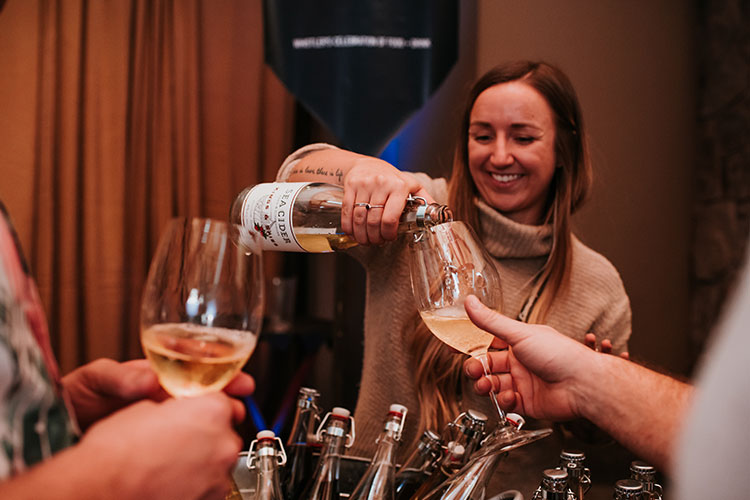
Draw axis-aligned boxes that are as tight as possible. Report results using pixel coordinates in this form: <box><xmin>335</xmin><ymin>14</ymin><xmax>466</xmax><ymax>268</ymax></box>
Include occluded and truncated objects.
<box><xmin>441</xmin><ymin>206</ymin><xmax>454</xmax><ymax>222</ymax></box>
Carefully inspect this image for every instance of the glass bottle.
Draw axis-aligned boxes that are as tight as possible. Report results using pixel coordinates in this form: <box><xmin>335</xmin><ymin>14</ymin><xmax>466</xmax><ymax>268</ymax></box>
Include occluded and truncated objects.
<box><xmin>612</xmin><ymin>479</ymin><xmax>644</xmax><ymax>499</ymax></box>
<box><xmin>408</xmin><ymin>410</ymin><xmax>488</xmax><ymax>500</ymax></box>
<box><xmin>300</xmin><ymin>407</ymin><xmax>355</xmax><ymax>500</ymax></box>
<box><xmin>230</xmin><ymin>182</ymin><xmax>453</xmax><ymax>252</ymax></box>
<box><xmin>629</xmin><ymin>461</ymin><xmax>663</xmax><ymax>500</ymax></box>
<box><xmin>246</xmin><ymin>430</ymin><xmax>287</xmax><ymax>500</ymax></box>
<box><xmin>558</xmin><ymin>449</ymin><xmax>591</xmax><ymax>500</ymax></box>
<box><xmin>349</xmin><ymin>404</ymin><xmax>408</xmax><ymax>500</ymax></box>
<box><xmin>283</xmin><ymin>387</ymin><xmax>322</xmax><ymax>500</ymax></box>
<box><xmin>530</xmin><ymin>469</ymin><xmax>576</xmax><ymax>500</ymax></box>
<box><xmin>395</xmin><ymin>429</ymin><xmax>445</xmax><ymax>500</ymax></box>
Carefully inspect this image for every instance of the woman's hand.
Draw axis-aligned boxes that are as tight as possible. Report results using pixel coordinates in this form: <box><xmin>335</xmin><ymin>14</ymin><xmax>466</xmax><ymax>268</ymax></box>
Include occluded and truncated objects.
<box><xmin>341</xmin><ymin>156</ymin><xmax>433</xmax><ymax>245</ymax></box>
<box><xmin>584</xmin><ymin>333</ymin><xmax>630</xmax><ymax>360</ymax></box>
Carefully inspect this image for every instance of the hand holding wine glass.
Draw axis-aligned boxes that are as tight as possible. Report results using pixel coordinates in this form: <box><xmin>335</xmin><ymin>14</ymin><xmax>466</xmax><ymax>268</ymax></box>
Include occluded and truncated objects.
<box><xmin>408</xmin><ymin>221</ymin><xmax>551</xmax><ymax>450</ymax></box>
<box><xmin>140</xmin><ymin>217</ymin><xmax>264</xmax><ymax>398</ymax></box>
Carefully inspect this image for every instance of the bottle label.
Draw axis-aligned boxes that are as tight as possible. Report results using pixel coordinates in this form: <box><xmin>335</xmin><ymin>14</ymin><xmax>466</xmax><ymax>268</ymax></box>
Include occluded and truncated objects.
<box><xmin>241</xmin><ymin>182</ymin><xmax>312</xmax><ymax>252</ymax></box>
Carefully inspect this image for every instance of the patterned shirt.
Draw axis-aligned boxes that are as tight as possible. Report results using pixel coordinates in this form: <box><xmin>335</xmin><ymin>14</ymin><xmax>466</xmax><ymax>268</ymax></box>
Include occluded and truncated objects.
<box><xmin>0</xmin><ymin>202</ymin><xmax>76</xmax><ymax>479</ymax></box>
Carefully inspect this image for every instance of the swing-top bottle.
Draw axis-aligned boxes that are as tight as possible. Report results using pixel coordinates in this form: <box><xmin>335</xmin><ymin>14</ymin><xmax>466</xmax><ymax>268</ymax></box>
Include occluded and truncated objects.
<box><xmin>283</xmin><ymin>387</ymin><xmax>322</xmax><ymax>500</ymax></box>
<box><xmin>300</xmin><ymin>406</ymin><xmax>355</xmax><ymax>500</ymax></box>
<box><xmin>629</xmin><ymin>461</ymin><xmax>663</xmax><ymax>500</ymax></box>
<box><xmin>349</xmin><ymin>404</ymin><xmax>408</xmax><ymax>500</ymax></box>
<box><xmin>558</xmin><ymin>449</ymin><xmax>591</xmax><ymax>500</ymax></box>
<box><xmin>531</xmin><ymin>469</ymin><xmax>576</xmax><ymax>500</ymax></box>
<box><xmin>230</xmin><ymin>182</ymin><xmax>453</xmax><ymax>252</ymax></box>
<box><xmin>612</xmin><ymin>479</ymin><xmax>644</xmax><ymax>499</ymax></box>
<box><xmin>394</xmin><ymin>429</ymin><xmax>444</xmax><ymax>500</ymax></box>
<box><xmin>246</xmin><ymin>430</ymin><xmax>287</xmax><ymax>500</ymax></box>
<box><xmin>408</xmin><ymin>409</ymin><xmax>488</xmax><ymax>500</ymax></box>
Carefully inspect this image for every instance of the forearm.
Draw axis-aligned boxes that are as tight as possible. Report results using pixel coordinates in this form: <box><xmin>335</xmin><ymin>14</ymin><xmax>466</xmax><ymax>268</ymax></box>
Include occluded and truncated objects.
<box><xmin>0</xmin><ymin>446</ymin><xmax>116</xmax><ymax>500</ymax></box>
<box><xmin>281</xmin><ymin>147</ymin><xmax>374</xmax><ymax>184</ymax></box>
<box><xmin>576</xmin><ymin>354</ymin><xmax>694</xmax><ymax>472</ymax></box>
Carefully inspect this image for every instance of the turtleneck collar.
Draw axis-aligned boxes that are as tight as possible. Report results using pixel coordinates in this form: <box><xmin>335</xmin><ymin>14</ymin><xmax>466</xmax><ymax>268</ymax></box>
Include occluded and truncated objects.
<box><xmin>475</xmin><ymin>197</ymin><xmax>553</xmax><ymax>259</ymax></box>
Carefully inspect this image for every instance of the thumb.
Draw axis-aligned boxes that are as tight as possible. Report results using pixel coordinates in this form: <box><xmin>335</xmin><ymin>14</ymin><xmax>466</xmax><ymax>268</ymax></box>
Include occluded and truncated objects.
<box><xmin>464</xmin><ymin>295</ymin><xmax>528</xmax><ymax>346</ymax></box>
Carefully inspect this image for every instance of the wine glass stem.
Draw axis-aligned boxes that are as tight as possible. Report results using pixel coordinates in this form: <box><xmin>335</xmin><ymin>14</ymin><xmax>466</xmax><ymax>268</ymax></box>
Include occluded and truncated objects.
<box><xmin>475</xmin><ymin>352</ymin><xmax>508</xmax><ymax>426</ymax></box>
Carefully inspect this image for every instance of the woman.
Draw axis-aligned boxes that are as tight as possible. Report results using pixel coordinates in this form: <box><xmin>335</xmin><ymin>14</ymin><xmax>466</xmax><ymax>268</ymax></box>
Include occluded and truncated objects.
<box><xmin>277</xmin><ymin>61</ymin><xmax>631</xmax><ymax>465</ymax></box>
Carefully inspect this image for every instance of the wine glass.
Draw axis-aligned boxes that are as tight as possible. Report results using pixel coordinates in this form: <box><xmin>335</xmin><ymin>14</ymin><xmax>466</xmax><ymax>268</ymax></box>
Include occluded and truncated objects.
<box><xmin>408</xmin><ymin>221</ymin><xmax>551</xmax><ymax>451</ymax></box>
<box><xmin>140</xmin><ymin>217</ymin><xmax>264</xmax><ymax>398</ymax></box>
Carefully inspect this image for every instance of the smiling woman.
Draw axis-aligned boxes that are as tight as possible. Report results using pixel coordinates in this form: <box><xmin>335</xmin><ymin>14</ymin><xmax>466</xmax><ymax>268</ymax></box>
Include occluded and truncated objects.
<box><xmin>274</xmin><ymin>62</ymin><xmax>630</xmax><ymax>477</ymax></box>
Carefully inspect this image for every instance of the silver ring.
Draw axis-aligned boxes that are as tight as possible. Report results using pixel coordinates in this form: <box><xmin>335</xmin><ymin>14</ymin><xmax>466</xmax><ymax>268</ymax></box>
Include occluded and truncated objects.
<box><xmin>354</xmin><ymin>202</ymin><xmax>385</xmax><ymax>210</ymax></box>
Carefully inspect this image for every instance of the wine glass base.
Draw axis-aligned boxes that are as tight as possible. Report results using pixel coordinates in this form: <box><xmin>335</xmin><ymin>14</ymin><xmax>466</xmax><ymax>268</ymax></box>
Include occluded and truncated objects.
<box><xmin>480</xmin><ymin>426</ymin><xmax>553</xmax><ymax>457</ymax></box>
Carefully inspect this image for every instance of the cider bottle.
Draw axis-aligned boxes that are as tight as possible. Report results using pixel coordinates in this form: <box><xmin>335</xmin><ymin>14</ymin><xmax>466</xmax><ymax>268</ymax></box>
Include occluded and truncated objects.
<box><xmin>349</xmin><ymin>404</ymin><xmax>408</xmax><ymax>500</ymax></box>
<box><xmin>230</xmin><ymin>182</ymin><xmax>453</xmax><ymax>252</ymax></box>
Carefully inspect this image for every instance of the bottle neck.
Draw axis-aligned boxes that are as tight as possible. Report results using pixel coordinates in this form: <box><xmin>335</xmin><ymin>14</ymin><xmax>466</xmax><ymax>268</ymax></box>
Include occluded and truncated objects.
<box><xmin>371</xmin><ymin>432</ymin><xmax>399</xmax><ymax>467</ymax></box>
<box><xmin>399</xmin><ymin>200</ymin><xmax>453</xmax><ymax>231</ymax></box>
<box><xmin>398</xmin><ymin>439</ymin><xmax>442</xmax><ymax>474</ymax></box>
<box><xmin>319</xmin><ymin>419</ymin><xmax>349</xmax><ymax>458</ymax></box>
<box><xmin>288</xmin><ymin>406</ymin><xmax>317</xmax><ymax>445</ymax></box>
<box><xmin>255</xmin><ymin>442</ymin><xmax>284</xmax><ymax>500</ymax></box>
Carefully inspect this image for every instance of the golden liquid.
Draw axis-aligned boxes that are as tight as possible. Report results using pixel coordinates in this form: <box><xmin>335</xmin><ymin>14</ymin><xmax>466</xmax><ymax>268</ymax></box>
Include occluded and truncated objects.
<box><xmin>295</xmin><ymin>231</ymin><xmax>359</xmax><ymax>252</ymax></box>
<box><xmin>141</xmin><ymin>323</ymin><xmax>257</xmax><ymax>397</ymax></box>
<box><xmin>420</xmin><ymin>307</ymin><xmax>494</xmax><ymax>356</ymax></box>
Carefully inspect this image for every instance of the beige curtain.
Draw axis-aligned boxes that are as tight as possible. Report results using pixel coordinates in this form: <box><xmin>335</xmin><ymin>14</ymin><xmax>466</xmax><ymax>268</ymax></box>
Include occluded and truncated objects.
<box><xmin>0</xmin><ymin>0</ymin><xmax>294</xmax><ymax>373</ymax></box>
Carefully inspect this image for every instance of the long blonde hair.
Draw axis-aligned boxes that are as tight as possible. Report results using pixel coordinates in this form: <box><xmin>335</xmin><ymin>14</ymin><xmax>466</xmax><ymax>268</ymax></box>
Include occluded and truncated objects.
<box><xmin>410</xmin><ymin>61</ymin><xmax>593</xmax><ymax>439</ymax></box>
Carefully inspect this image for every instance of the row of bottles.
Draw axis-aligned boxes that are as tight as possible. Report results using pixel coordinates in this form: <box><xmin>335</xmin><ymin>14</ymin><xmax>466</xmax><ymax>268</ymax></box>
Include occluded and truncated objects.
<box><xmin>232</xmin><ymin>387</ymin><xmax>664</xmax><ymax>500</ymax></box>
<box><xmin>529</xmin><ymin>451</ymin><xmax>662</xmax><ymax>500</ymax></box>
<box><xmin>231</xmin><ymin>387</ymin><xmax>496</xmax><ymax>500</ymax></box>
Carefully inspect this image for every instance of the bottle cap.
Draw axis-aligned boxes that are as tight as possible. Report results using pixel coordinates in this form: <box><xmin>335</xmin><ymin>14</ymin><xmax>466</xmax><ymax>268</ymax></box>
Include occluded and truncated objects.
<box><xmin>541</xmin><ymin>468</ymin><xmax>568</xmax><ymax>493</ymax></box>
<box><xmin>467</xmin><ymin>409</ymin><xmax>488</xmax><ymax>422</ymax></box>
<box><xmin>542</xmin><ymin>468</ymin><xmax>568</xmax><ymax>482</ymax></box>
<box><xmin>630</xmin><ymin>461</ymin><xmax>655</xmax><ymax>475</ymax></box>
<box><xmin>614</xmin><ymin>479</ymin><xmax>644</xmax><ymax>493</ymax></box>
<box><xmin>446</xmin><ymin>441</ymin><xmax>465</xmax><ymax>458</ymax></box>
<box><xmin>560</xmin><ymin>449</ymin><xmax>585</xmax><ymax>462</ymax></box>
<box><xmin>299</xmin><ymin>387</ymin><xmax>320</xmax><ymax>398</ymax></box>
<box><xmin>331</xmin><ymin>407</ymin><xmax>351</xmax><ymax>418</ymax></box>
<box><xmin>423</xmin><ymin>429</ymin><xmax>442</xmax><ymax>443</ymax></box>
<box><xmin>560</xmin><ymin>449</ymin><xmax>586</xmax><ymax>473</ymax></box>
<box><xmin>257</xmin><ymin>430</ymin><xmax>276</xmax><ymax>440</ymax></box>
<box><xmin>389</xmin><ymin>404</ymin><xmax>408</xmax><ymax>415</ymax></box>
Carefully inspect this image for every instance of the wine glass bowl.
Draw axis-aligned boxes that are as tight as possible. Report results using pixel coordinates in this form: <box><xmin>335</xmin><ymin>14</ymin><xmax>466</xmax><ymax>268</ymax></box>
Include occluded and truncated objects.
<box><xmin>408</xmin><ymin>220</ymin><xmax>551</xmax><ymax>450</ymax></box>
<box><xmin>140</xmin><ymin>217</ymin><xmax>264</xmax><ymax>398</ymax></box>
<box><xmin>409</xmin><ymin>221</ymin><xmax>502</xmax><ymax>358</ymax></box>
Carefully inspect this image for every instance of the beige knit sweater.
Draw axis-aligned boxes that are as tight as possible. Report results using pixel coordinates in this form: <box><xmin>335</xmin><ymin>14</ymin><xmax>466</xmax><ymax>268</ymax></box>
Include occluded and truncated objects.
<box><xmin>346</xmin><ymin>175</ymin><xmax>632</xmax><ymax>461</ymax></box>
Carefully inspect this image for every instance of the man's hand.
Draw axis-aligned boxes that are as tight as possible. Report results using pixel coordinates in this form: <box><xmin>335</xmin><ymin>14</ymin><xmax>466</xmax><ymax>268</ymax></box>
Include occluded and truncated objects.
<box><xmin>462</xmin><ymin>295</ymin><xmax>598</xmax><ymax>421</ymax></box>
<box><xmin>78</xmin><ymin>392</ymin><xmax>244</xmax><ymax>500</ymax></box>
<box><xmin>62</xmin><ymin>359</ymin><xmax>165</xmax><ymax>430</ymax></box>
<box><xmin>63</xmin><ymin>359</ymin><xmax>255</xmax><ymax>429</ymax></box>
